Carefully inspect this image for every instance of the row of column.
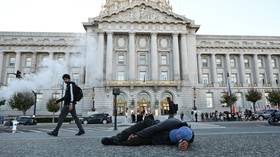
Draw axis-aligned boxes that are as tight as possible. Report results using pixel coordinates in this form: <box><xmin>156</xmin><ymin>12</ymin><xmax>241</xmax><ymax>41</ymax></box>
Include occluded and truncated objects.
<box><xmin>103</xmin><ymin>32</ymin><xmax>183</xmax><ymax>81</ymax></box>
<box><xmin>198</xmin><ymin>53</ymin><xmax>275</xmax><ymax>85</ymax></box>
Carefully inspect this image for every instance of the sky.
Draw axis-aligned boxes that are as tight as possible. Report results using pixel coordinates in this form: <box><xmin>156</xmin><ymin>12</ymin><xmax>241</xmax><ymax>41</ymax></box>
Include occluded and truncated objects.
<box><xmin>0</xmin><ymin>0</ymin><xmax>279</xmax><ymax>36</ymax></box>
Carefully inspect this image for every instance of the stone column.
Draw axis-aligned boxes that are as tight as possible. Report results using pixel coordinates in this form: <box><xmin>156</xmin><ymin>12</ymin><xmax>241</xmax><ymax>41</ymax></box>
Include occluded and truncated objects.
<box><xmin>0</xmin><ymin>51</ymin><xmax>4</xmax><ymax>83</ymax></box>
<box><xmin>239</xmin><ymin>54</ymin><xmax>245</xmax><ymax>85</ymax></box>
<box><xmin>85</xmin><ymin>32</ymin><xmax>98</xmax><ymax>86</ymax></box>
<box><xmin>267</xmin><ymin>54</ymin><xmax>273</xmax><ymax>84</ymax></box>
<box><xmin>225</xmin><ymin>53</ymin><xmax>231</xmax><ymax>75</ymax></box>
<box><xmin>180</xmin><ymin>33</ymin><xmax>188</xmax><ymax>81</ymax></box>
<box><xmin>32</xmin><ymin>52</ymin><xmax>37</xmax><ymax>72</ymax></box>
<box><xmin>106</xmin><ymin>32</ymin><xmax>113</xmax><ymax>80</ymax></box>
<box><xmin>197</xmin><ymin>53</ymin><xmax>202</xmax><ymax>84</ymax></box>
<box><xmin>211</xmin><ymin>53</ymin><xmax>217</xmax><ymax>85</ymax></box>
<box><xmin>15</xmin><ymin>51</ymin><xmax>21</xmax><ymax>72</ymax></box>
<box><xmin>129</xmin><ymin>32</ymin><xmax>136</xmax><ymax>80</ymax></box>
<box><xmin>172</xmin><ymin>33</ymin><xmax>180</xmax><ymax>80</ymax></box>
<box><xmin>49</xmin><ymin>51</ymin><xmax>54</xmax><ymax>60</ymax></box>
<box><xmin>186</xmin><ymin>32</ymin><xmax>198</xmax><ymax>84</ymax></box>
<box><xmin>65</xmin><ymin>52</ymin><xmax>70</xmax><ymax>73</ymax></box>
<box><xmin>253</xmin><ymin>54</ymin><xmax>260</xmax><ymax>86</ymax></box>
<box><xmin>151</xmin><ymin>33</ymin><xmax>158</xmax><ymax>80</ymax></box>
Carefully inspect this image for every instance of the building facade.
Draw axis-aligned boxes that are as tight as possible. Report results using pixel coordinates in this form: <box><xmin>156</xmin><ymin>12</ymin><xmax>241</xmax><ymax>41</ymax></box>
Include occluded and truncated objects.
<box><xmin>0</xmin><ymin>0</ymin><xmax>280</xmax><ymax>117</ymax></box>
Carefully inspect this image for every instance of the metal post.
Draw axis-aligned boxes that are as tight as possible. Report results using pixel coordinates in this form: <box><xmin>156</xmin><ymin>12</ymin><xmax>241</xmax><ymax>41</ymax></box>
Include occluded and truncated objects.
<box><xmin>32</xmin><ymin>91</ymin><xmax>37</xmax><ymax>118</ymax></box>
<box><xmin>193</xmin><ymin>87</ymin><xmax>197</xmax><ymax>110</ymax></box>
<box><xmin>114</xmin><ymin>94</ymin><xmax>117</xmax><ymax>130</ymax></box>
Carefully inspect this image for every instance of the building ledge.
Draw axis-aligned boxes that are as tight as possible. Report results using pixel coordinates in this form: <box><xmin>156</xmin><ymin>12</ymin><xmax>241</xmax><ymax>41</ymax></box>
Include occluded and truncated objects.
<box><xmin>104</xmin><ymin>80</ymin><xmax>182</xmax><ymax>87</ymax></box>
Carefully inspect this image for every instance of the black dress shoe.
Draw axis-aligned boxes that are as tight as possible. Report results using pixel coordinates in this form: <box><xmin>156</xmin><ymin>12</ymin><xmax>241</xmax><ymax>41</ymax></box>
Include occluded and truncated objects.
<box><xmin>75</xmin><ymin>131</ymin><xmax>85</xmax><ymax>136</ymax></box>
<box><xmin>47</xmin><ymin>132</ymin><xmax>58</xmax><ymax>137</ymax></box>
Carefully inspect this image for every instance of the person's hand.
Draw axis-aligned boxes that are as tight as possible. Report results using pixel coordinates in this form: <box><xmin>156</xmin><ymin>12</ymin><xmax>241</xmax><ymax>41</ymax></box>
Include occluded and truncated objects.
<box><xmin>127</xmin><ymin>134</ymin><xmax>138</xmax><ymax>141</ymax></box>
<box><xmin>69</xmin><ymin>103</ymin><xmax>73</xmax><ymax>111</ymax></box>
<box><xmin>178</xmin><ymin>139</ymin><xmax>189</xmax><ymax>151</ymax></box>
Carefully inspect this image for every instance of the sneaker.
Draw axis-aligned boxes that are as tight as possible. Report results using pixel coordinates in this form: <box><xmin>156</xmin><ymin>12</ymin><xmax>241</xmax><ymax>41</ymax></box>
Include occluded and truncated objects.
<box><xmin>47</xmin><ymin>131</ymin><xmax>58</xmax><ymax>137</ymax></box>
<box><xmin>75</xmin><ymin>131</ymin><xmax>85</xmax><ymax>136</ymax></box>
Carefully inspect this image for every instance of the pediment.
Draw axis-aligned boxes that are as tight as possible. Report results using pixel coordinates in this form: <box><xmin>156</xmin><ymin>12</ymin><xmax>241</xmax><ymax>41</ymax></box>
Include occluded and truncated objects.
<box><xmin>95</xmin><ymin>3</ymin><xmax>191</xmax><ymax>24</ymax></box>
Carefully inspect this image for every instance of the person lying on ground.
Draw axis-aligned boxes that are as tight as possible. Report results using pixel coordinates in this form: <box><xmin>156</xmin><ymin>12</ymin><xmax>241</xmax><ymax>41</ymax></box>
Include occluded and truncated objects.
<box><xmin>101</xmin><ymin>117</ymin><xmax>194</xmax><ymax>151</ymax></box>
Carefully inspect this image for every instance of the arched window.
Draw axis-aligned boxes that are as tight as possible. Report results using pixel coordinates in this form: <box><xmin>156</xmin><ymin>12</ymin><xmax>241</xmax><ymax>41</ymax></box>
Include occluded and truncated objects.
<box><xmin>116</xmin><ymin>94</ymin><xmax>127</xmax><ymax>116</ymax></box>
<box><xmin>160</xmin><ymin>92</ymin><xmax>173</xmax><ymax>115</ymax></box>
<box><xmin>137</xmin><ymin>92</ymin><xmax>151</xmax><ymax>114</ymax></box>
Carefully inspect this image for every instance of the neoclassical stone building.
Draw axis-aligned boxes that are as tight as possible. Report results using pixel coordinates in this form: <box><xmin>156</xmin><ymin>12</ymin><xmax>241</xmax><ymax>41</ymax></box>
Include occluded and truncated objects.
<box><xmin>0</xmin><ymin>0</ymin><xmax>280</xmax><ymax>117</ymax></box>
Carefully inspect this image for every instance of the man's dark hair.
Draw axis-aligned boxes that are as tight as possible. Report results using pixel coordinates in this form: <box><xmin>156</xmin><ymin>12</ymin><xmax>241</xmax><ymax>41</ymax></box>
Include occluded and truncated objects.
<box><xmin>62</xmin><ymin>74</ymin><xmax>71</xmax><ymax>80</ymax></box>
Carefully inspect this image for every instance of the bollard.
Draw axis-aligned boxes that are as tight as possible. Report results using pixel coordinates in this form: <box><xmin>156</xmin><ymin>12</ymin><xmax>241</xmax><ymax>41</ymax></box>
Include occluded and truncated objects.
<box><xmin>12</xmin><ymin>120</ymin><xmax>19</xmax><ymax>133</ymax></box>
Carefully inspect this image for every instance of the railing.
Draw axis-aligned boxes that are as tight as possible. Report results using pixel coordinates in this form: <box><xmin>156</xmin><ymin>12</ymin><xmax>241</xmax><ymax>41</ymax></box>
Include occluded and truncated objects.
<box><xmin>105</xmin><ymin>80</ymin><xmax>182</xmax><ymax>87</ymax></box>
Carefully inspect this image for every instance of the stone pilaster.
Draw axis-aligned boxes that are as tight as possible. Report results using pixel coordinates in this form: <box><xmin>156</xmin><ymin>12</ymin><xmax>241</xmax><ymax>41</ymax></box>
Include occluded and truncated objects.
<box><xmin>211</xmin><ymin>53</ymin><xmax>217</xmax><ymax>85</ymax></box>
<box><xmin>106</xmin><ymin>32</ymin><xmax>113</xmax><ymax>80</ymax></box>
<box><xmin>15</xmin><ymin>51</ymin><xmax>21</xmax><ymax>72</ymax></box>
<box><xmin>151</xmin><ymin>33</ymin><xmax>158</xmax><ymax>80</ymax></box>
<box><xmin>267</xmin><ymin>54</ymin><xmax>273</xmax><ymax>84</ymax></box>
<box><xmin>197</xmin><ymin>53</ymin><xmax>202</xmax><ymax>84</ymax></box>
<box><xmin>172</xmin><ymin>33</ymin><xmax>180</xmax><ymax>80</ymax></box>
<box><xmin>180</xmin><ymin>33</ymin><xmax>188</xmax><ymax>81</ymax></box>
<box><xmin>129</xmin><ymin>32</ymin><xmax>136</xmax><ymax>80</ymax></box>
<box><xmin>253</xmin><ymin>54</ymin><xmax>260</xmax><ymax>86</ymax></box>
<box><xmin>186</xmin><ymin>33</ymin><xmax>198</xmax><ymax>85</ymax></box>
<box><xmin>239</xmin><ymin>54</ymin><xmax>245</xmax><ymax>85</ymax></box>
<box><xmin>32</xmin><ymin>52</ymin><xmax>37</xmax><ymax>71</ymax></box>
<box><xmin>0</xmin><ymin>51</ymin><xmax>4</xmax><ymax>84</ymax></box>
<box><xmin>225</xmin><ymin>53</ymin><xmax>231</xmax><ymax>75</ymax></box>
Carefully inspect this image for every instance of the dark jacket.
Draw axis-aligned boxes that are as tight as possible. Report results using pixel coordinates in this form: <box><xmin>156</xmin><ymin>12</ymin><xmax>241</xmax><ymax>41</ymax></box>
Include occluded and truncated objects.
<box><xmin>56</xmin><ymin>81</ymin><xmax>76</xmax><ymax>105</ymax></box>
<box><xmin>168</xmin><ymin>101</ymin><xmax>175</xmax><ymax>114</ymax></box>
<box><xmin>135</xmin><ymin>118</ymin><xmax>193</xmax><ymax>145</ymax></box>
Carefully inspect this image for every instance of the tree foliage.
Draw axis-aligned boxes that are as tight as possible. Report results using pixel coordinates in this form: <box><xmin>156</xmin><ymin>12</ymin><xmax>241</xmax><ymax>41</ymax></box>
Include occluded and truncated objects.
<box><xmin>266</xmin><ymin>90</ymin><xmax>280</xmax><ymax>109</ymax></box>
<box><xmin>245</xmin><ymin>89</ymin><xmax>262</xmax><ymax>113</ymax></box>
<box><xmin>9</xmin><ymin>92</ymin><xmax>34</xmax><ymax>115</ymax></box>
<box><xmin>46</xmin><ymin>98</ymin><xmax>60</xmax><ymax>123</ymax></box>
<box><xmin>220</xmin><ymin>93</ymin><xmax>238</xmax><ymax>112</ymax></box>
<box><xmin>0</xmin><ymin>99</ymin><xmax>5</xmax><ymax>106</ymax></box>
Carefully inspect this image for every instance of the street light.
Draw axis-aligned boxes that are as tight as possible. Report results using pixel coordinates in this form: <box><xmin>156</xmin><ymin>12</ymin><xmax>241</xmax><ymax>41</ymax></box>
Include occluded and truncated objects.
<box><xmin>112</xmin><ymin>88</ymin><xmax>120</xmax><ymax>130</ymax></box>
<box><xmin>193</xmin><ymin>87</ymin><xmax>197</xmax><ymax>111</ymax></box>
<box><xmin>32</xmin><ymin>90</ymin><xmax>37</xmax><ymax>118</ymax></box>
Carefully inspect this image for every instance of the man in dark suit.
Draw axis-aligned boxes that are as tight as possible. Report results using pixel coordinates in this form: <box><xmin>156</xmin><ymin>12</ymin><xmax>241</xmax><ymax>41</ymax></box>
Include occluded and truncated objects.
<box><xmin>47</xmin><ymin>74</ymin><xmax>85</xmax><ymax>136</ymax></box>
<box><xmin>101</xmin><ymin>117</ymin><xmax>194</xmax><ymax>151</ymax></box>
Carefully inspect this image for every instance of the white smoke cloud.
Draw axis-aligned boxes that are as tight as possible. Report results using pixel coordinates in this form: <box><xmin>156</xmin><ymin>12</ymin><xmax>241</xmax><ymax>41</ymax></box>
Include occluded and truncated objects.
<box><xmin>0</xmin><ymin>58</ymin><xmax>67</xmax><ymax>99</ymax></box>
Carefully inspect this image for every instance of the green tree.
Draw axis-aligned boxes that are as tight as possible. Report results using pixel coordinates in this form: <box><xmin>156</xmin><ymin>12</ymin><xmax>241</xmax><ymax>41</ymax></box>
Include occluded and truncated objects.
<box><xmin>9</xmin><ymin>92</ymin><xmax>34</xmax><ymax>115</ymax></box>
<box><xmin>0</xmin><ymin>99</ymin><xmax>5</xmax><ymax>106</ymax></box>
<box><xmin>245</xmin><ymin>89</ymin><xmax>262</xmax><ymax>113</ymax></box>
<box><xmin>220</xmin><ymin>93</ymin><xmax>238</xmax><ymax>113</ymax></box>
<box><xmin>46</xmin><ymin>98</ymin><xmax>60</xmax><ymax>123</ymax></box>
<box><xmin>266</xmin><ymin>90</ymin><xmax>280</xmax><ymax>109</ymax></box>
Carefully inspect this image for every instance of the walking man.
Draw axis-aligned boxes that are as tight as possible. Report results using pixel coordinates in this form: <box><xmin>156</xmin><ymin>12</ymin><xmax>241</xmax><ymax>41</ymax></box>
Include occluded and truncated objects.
<box><xmin>167</xmin><ymin>97</ymin><xmax>175</xmax><ymax>119</ymax></box>
<box><xmin>47</xmin><ymin>74</ymin><xmax>85</xmax><ymax>136</ymax></box>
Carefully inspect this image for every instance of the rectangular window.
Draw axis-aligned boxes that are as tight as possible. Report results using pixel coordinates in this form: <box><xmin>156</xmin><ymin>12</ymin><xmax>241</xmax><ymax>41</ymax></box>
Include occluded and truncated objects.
<box><xmin>7</xmin><ymin>73</ymin><xmax>16</xmax><ymax>84</ymax></box>
<box><xmin>202</xmin><ymin>74</ymin><xmax>209</xmax><ymax>84</ymax></box>
<box><xmin>9</xmin><ymin>57</ymin><xmax>16</xmax><ymax>67</ymax></box>
<box><xmin>230</xmin><ymin>58</ymin><xmax>236</xmax><ymax>68</ymax></box>
<box><xmin>231</xmin><ymin>73</ymin><xmax>238</xmax><ymax>84</ymax></box>
<box><xmin>139</xmin><ymin>54</ymin><xmax>146</xmax><ymax>65</ymax></box>
<box><xmin>272</xmin><ymin>58</ymin><xmax>277</xmax><ymax>68</ymax></box>
<box><xmin>117</xmin><ymin>72</ymin><xmax>125</xmax><ymax>81</ymax></box>
<box><xmin>25</xmin><ymin>57</ymin><xmax>32</xmax><ymax>67</ymax></box>
<box><xmin>273</xmin><ymin>73</ymin><xmax>279</xmax><ymax>84</ymax></box>
<box><xmin>73</xmin><ymin>73</ymin><xmax>80</xmax><ymax>84</ymax></box>
<box><xmin>258</xmin><ymin>58</ymin><xmax>263</xmax><ymax>68</ymax></box>
<box><xmin>244</xmin><ymin>58</ymin><xmax>250</xmax><ymax>68</ymax></box>
<box><xmin>57</xmin><ymin>56</ymin><xmax>64</xmax><ymax>63</ymax></box>
<box><xmin>202</xmin><ymin>58</ymin><xmax>208</xmax><ymax>67</ymax></box>
<box><xmin>118</xmin><ymin>54</ymin><xmax>125</xmax><ymax>64</ymax></box>
<box><xmin>161</xmin><ymin>55</ymin><xmax>167</xmax><ymax>65</ymax></box>
<box><xmin>206</xmin><ymin>93</ymin><xmax>213</xmax><ymax>108</ymax></box>
<box><xmin>216</xmin><ymin>58</ymin><xmax>222</xmax><ymax>68</ymax></box>
<box><xmin>139</xmin><ymin>71</ymin><xmax>146</xmax><ymax>81</ymax></box>
<box><xmin>36</xmin><ymin>93</ymin><xmax>43</xmax><ymax>102</ymax></box>
<box><xmin>217</xmin><ymin>73</ymin><xmax>224</xmax><ymax>83</ymax></box>
<box><xmin>160</xmin><ymin>71</ymin><xmax>168</xmax><ymax>80</ymax></box>
<box><xmin>245</xmin><ymin>73</ymin><xmax>251</xmax><ymax>84</ymax></box>
<box><xmin>259</xmin><ymin>73</ymin><xmax>265</xmax><ymax>84</ymax></box>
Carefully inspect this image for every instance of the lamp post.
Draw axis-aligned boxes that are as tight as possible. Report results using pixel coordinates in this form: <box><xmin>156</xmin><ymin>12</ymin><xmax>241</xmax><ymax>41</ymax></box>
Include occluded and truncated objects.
<box><xmin>112</xmin><ymin>88</ymin><xmax>120</xmax><ymax>130</ymax></box>
<box><xmin>193</xmin><ymin>87</ymin><xmax>197</xmax><ymax>111</ymax></box>
<box><xmin>32</xmin><ymin>90</ymin><xmax>37</xmax><ymax>118</ymax></box>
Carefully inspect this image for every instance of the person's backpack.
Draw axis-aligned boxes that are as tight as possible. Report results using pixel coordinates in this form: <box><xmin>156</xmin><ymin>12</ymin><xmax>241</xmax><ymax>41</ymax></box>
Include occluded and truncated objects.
<box><xmin>74</xmin><ymin>84</ymin><xmax>83</xmax><ymax>102</ymax></box>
